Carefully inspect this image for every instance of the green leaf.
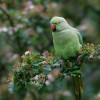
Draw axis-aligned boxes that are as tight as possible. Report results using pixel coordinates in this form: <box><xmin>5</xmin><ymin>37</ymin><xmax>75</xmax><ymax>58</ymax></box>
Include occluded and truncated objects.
<box><xmin>43</xmin><ymin>65</ymin><xmax>51</xmax><ymax>74</ymax></box>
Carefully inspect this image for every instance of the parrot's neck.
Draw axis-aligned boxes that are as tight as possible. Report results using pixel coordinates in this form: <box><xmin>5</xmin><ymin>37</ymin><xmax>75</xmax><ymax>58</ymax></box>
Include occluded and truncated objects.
<box><xmin>57</xmin><ymin>28</ymin><xmax>68</xmax><ymax>32</ymax></box>
<box><xmin>52</xmin><ymin>29</ymin><xmax>68</xmax><ymax>35</ymax></box>
<box><xmin>56</xmin><ymin>23</ymin><xmax>70</xmax><ymax>33</ymax></box>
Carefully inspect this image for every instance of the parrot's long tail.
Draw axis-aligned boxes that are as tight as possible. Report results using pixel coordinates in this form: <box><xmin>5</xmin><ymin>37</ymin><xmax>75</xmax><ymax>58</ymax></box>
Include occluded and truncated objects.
<box><xmin>73</xmin><ymin>74</ymin><xmax>83</xmax><ymax>100</ymax></box>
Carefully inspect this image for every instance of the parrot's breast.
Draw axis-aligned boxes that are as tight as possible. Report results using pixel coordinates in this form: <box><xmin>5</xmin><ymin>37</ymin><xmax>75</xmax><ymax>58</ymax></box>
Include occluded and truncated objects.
<box><xmin>52</xmin><ymin>29</ymin><xmax>81</xmax><ymax>59</ymax></box>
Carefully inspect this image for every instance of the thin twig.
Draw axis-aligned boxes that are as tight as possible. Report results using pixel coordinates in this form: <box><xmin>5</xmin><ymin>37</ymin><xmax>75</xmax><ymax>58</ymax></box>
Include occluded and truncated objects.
<box><xmin>0</xmin><ymin>5</ymin><xmax>14</xmax><ymax>28</ymax></box>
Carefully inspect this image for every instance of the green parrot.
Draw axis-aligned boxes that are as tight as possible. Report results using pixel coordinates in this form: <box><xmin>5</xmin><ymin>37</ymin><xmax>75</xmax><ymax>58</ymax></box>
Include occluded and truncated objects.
<box><xmin>50</xmin><ymin>16</ymin><xmax>83</xmax><ymax>100</ymax></box>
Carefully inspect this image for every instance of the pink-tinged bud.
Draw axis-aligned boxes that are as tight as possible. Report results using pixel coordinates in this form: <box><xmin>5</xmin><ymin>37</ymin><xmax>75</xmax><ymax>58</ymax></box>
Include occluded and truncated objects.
<box><xmin>51</xmin><ymin>24</ymin><xmax>56</xmax><ymax>32</ymax></box>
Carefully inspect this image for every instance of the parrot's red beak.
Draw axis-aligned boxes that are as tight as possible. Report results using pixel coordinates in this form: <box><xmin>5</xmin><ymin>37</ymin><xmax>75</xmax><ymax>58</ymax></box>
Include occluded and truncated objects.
<box><xmin>51</xmin><ymin>24</ymin><xmax>56</xmax><ymax>32</ymax></box>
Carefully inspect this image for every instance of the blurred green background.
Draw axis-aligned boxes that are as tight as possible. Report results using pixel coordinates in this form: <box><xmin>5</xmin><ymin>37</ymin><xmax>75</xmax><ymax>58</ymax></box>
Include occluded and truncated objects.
<box><xmin>0</xmin><ymin>0</ymin><xmax>100</xmax><ymax>100</ymax></box>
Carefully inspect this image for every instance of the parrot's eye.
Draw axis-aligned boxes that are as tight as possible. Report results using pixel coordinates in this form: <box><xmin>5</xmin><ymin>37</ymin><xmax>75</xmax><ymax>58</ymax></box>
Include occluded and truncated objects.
<box><xmin>58</xmin><ymin>22</ymin><xmax>60</xmax><ymax>24</ymax></box>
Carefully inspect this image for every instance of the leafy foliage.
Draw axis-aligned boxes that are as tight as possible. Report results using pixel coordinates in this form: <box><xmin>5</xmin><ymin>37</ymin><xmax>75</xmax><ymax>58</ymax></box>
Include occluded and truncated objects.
<box><xmin>8</xmin><ymin>44</ymin><xmax>100</xmax><ymax>99</ymax></box>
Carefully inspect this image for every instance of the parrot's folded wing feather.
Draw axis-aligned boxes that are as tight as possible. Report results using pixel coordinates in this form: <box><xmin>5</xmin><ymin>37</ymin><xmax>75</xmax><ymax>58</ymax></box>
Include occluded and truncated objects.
<box><xmin>73</xmin><ymin>28</ymin><xmax>83</xmax><ymax>44</ymax></box>
<box><xmin>70</xmin><ymin>27</ymin><xmax>83</xmax><ymax>45</ymax></box>
<box><xmin>75</xmin><ymin>30</ymin><xmax>83</xmax><ymax>45</ymax></box>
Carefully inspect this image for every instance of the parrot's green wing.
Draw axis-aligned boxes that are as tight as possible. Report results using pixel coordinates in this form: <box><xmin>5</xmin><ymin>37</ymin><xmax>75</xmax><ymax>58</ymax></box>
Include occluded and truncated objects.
<box><xmin>76</xmin><ymin>30</ymin><xmax>83</xmax><ymax>45</ymax></box>
<box><xmin>70</xmin><ymin>27</ymin><xmax>83</xmax><ymax>45</ymax></box>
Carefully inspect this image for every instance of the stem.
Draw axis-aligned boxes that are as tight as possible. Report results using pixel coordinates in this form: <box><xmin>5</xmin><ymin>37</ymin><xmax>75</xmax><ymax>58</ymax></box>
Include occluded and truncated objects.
<box><xmin>0</xmin><ymin>5</ymin><xmax>16</xmax><ymax>45</ymax></box>
<box><xmin>0</xmin><ymin>5</ymin><xmax>14</xmax><ymax>28</ymax></box>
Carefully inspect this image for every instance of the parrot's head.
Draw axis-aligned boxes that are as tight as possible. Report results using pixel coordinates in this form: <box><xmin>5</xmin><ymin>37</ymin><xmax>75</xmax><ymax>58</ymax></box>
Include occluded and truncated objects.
<box><xmin>50</xmin><ymin>16</ymin><xmax>69</xmax><ymax>32</ymax></box>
